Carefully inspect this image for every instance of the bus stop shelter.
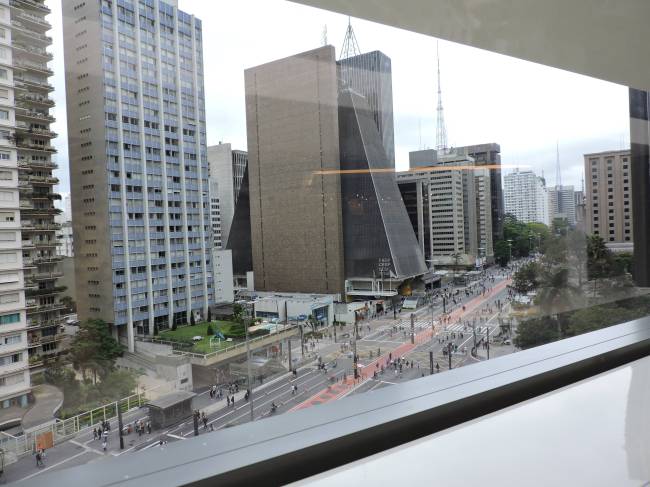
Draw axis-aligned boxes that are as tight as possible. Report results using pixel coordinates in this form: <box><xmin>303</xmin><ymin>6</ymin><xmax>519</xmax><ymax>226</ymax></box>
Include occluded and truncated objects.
<box><xmin>147</xmin><ymin>391</ymin><xmax>195</xmax><ymax>429</ymax></box>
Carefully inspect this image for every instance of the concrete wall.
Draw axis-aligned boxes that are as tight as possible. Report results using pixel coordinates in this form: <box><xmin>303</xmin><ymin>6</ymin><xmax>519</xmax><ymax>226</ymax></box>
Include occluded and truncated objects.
<box><xmin>58</xmin><ymin>256</ymin><xmax>76</xmax><ymax>303</ymax></box>
<box><xmin>62</xmin><ymin>0</ymin><xmax>114</xmax><ymax>325</ymax></box>
<box><xmin>245</xmin><ymin>46</ymin><xmax>344</xmax><ymax>294</ymax></box>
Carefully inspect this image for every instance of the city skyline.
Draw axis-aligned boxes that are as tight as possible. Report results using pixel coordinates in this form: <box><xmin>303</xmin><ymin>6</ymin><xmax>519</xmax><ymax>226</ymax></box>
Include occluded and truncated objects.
<box><xmin>46</xmin><ymin>0</ymin><xmax>629</xmax><ymax>197</ymax></box>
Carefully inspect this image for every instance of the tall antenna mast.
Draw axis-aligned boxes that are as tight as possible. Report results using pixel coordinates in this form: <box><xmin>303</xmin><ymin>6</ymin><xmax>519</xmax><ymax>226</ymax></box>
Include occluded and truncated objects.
<box><xmin>322</xmin><ymin>25</ymin><xmax>328</xmax><ymax>46</ymax></box>
<box><xmin>340</xmin><ymin>17</ymin><xmax>361</xmax><ymax>60</ymax></box>
<box><xmin>435</xmin><ymin>41</ymin><xmax>448</xmax><ymax>153</ymax></box>
<box><xmin>555</xmin><ymin>140</ymin><xmax>562</xmax><ymax>188</ymax></box>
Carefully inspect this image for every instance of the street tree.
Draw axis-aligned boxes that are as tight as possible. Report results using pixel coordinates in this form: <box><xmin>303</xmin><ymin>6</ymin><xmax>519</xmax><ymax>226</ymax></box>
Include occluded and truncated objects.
<box><xmin>512</xmin><ymin>262</ymin><xmax>541</xmax><ymax>294</ymax></box>
<box><xmin>69</xmin><ymin>319</ymin><xmax>123</xmax><ymax>384</ymax></box>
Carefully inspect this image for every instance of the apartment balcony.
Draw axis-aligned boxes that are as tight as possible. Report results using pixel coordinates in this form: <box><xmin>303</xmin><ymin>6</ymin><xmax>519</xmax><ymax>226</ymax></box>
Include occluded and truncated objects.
<box><xmin>10</xmin><ymin>19</ymin><xmax>52</xmax><ymax>44</ymax></box>
<box><xmin>11</xmin><ymin>42</ymin><xmax>52</xmax><ymax>62</ymax></box>
<box><xmin>21</xmin><ymin>222</ymin><xmax>61</xmax><ymax>232</ymax></box>
<box><xmin>26</xmin><ymin>302</ymin><xmax>65</xmax><ymax>314</ymax></box>
<box><xmin>19</xmin><ymin>206</ymin><xmax>60</xmax><ymax>216</ymax></box>
<box><xmin>14</xmin><ymin>141</ymin><xmax>57</xmax><ymax>153</ymax></box>
<box><xmin>26</xmin><ymin>317</ymin><xmax>63</xmax><ymax>328</ymax></box>
<box><xmin>12</xmin><ymin>60</ymin><xmax>53</xmax><ymax>77</ymax></box>
<box><xmin>27</xmin><ymin>333</ymin><xmax>63</xmax><ymax>348</ymax></box>
<box><xmin>13</xmin><ymin>77</ymin><xmax>54</xmax><ymax>93</ymax></box>
<box><xmin>17</xmin><ymin>158</ymin><xmax>57</xmax><ymax>169</ymax></box>
<box><xmin>25</xmin><ymin>285</ymin><xmax>66</xmax><ymax>297</ymax></box>
<box><xmin>10</xmin><ymin>7</ymin><xmax>51</xmax><ymax>32</ymax></box>
<box><xmin>14</xmin><ymin>91</ymin><xmax>54</xmax><ymax>106</ymax></box>
<box><xmin>21</xmin><ymin>175</ymin><xmax>59</xmax><ymax>185</ymax></box>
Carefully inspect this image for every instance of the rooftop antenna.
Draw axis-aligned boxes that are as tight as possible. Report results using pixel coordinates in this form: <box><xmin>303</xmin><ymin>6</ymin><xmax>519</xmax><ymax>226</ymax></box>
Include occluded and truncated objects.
<box><xmin>322</xmin><ymin>25</ymin><xmax>328</xmax><ymax>46</ymax></box>
<box><xmin>340</xmin><ymin>16</ymin><xmax>361</xmax><ymax>60</ymax></box>
<box><xmin>435</xmin><ymin>41</ymin><xmax>448</xmax><ymax>153</ymax></box>
<box><xmin>555</xmin><ymin>140</ymin><xmax>562</xmax><ymax>188</ymax></box>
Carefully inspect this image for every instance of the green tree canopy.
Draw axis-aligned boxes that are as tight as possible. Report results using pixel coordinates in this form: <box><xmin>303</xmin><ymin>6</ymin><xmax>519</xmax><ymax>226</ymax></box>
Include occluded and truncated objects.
<box><xmin>69</xmin><ymin>319</ymin><xmax>123</xmax><ymax>384</ymax></box>
<box><xmin>512</xmin><ymin>262</ymin><xmax>541</xmax><ymax>294</ymax></box>
<box><xmin>514</xmin><ymin>317</ymin><xmax>559</xmax><ymax>349</ymax></box>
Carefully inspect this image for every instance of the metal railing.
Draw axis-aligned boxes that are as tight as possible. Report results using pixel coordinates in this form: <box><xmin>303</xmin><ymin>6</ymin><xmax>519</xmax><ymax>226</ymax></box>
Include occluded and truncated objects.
<box><xmin>0</xmin><ymin>386</ymin><xmax>160</xmax><ymax>462</ymax></box>
<box><xmin>138</xmin><ymin>325</ymin><xmax>299</xmax><ymax>360</ymax></box>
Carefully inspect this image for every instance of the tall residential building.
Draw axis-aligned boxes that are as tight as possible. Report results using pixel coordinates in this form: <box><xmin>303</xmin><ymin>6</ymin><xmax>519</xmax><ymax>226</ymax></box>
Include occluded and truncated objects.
<box><xmin>245</xmin><ymin>46</ymin><xmax>425</xmax><ymax>295</ymax></box>
<box><xmin>549</xmin><ymin>185</ymin><xmax>577</xmax><ymax>226</ymax></box>
<box><xmin>456</xmin><ymin>143</ymin><xmax>504</xmax><ymax>240</ymax></box>
<box><xmin>338</xmin><ymin>50</ymin><xmax>395</xmax><ymax>165</ymax></box>
<box><xmin>584</xmin><ymin>149</ymin><xmax>633</xmax><ymax>243</ymax></box>
<box><xmin>504</xmin><ymin>169</ymin><xmax>550</xmax><ymax>225</ymax></box>
<box><xmin>399</xmin><ymin>149</ymin><xmax>493</xmax><ymax>267</ymax></box>
<box><xmin>63</xmin><ymin>0</ymin><xmax>213</xmax><ymax>352</ymax></box>
<box><xmin>0</xmin><ymin>0</ymin><xmax>64</xmax><ymax>411</ymax></box>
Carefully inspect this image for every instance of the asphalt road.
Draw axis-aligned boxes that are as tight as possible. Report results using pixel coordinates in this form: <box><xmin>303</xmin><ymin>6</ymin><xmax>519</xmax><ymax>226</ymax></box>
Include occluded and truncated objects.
<box><xmin>4</xmin><ymin>268</ymin><xmax>514</xmax><ymax>482</ymax></box>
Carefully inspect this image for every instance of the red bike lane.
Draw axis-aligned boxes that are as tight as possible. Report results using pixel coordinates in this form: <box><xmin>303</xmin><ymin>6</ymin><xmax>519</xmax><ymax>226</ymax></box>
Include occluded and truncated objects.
<box><xmin>290</xmin><ymin>278</ymin><xmax>511</xmax><ymax>412</ymax></box>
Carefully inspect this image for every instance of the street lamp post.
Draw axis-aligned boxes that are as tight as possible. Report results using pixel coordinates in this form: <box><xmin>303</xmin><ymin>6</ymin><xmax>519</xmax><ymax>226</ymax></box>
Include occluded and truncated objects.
<box><xmin>245</xmin><ymin>318</ymin><xmax>254</xmax><ymax>421</ymax></box>
<box><xmin>507</xmin><ymin>240</ymin><xmax>513</xmax><ymax>264</ymax></box>
<box><xmin>447</xmin><ymin>342</ymin><xmax>453</xmax><ymax>370</ymax></box>
<box><xmin>353</xmin><ymin>319</ymin><xmax>359</xmax><ymax>379</ymax></box>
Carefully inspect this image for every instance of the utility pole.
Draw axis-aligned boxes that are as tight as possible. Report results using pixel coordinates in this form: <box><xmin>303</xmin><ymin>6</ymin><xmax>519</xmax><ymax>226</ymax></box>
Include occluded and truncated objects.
<box><xmin>245</xmin><ymin>318</ymin><xmax>254</xmax><ymax>421</ymax></box>
<box><xmin>410</xmin><ymin>313</ymin><xmax>415</xmax><ymax>344</ymax></box>
<box><xmin>447</xmin><ymin>342</ymin><xmax>452</xmax><ymax>370</ymax></box>
<box><xmin>442</xmin><ymin>295</ymin><xmax>446</xmax><ymax>314</ymax></box>
<box><xmin>430</xmin><ymin>302</ymin><xmax>435</xmax><ymax>338</ymax></box>
<box><xmin>429</xmin><ymin>351</ymin><xmax>434</xmax><ymax>375</ymax></box>
<box><xmin>353</xmin><ymin>320</ymin><xmax>359</xmax><ymax>379</ymax></box>
<box><xmin>486</xmin><ymin>326</ymin><xmax>490</xmax><ymax>360</ymax></box>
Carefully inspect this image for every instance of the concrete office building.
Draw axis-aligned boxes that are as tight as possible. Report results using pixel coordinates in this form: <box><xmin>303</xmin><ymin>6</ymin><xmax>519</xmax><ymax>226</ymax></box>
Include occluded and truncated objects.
<box><xmin>0</xmin><ymin>0</ymin><xmax>65</xmax><ymax>411</ymax></box>
<box><xmin>549</xmin><ymin>185</ymin><xmax>577</xmax><ymax>226</ymax></box>
<box><xmin>504</xmin><ymin>169</ymin><xmax>550</xmax><ymax>225</ymax></box>
<box><xmin>399</xmin><ymin>149</ymin><xmax>493</xmax><ymax>267</ymax></box>
<box><xmin>456</xmin><ymin>144</ymin><xmax>504</xmax><ymax>241</ymax></box>
<box><xmin>245</xmin><ymin>46</ymin><xmax>425</xmax><ymax>296</ymax></box>
<box><xmin>585</xmin><ymin>149</ymin><xmax>633</xmax><ymax>243</ymax></box>
<box><xmin>574</xmin><ymin>190</ymin><xmax>587</xmax><ymax>234</ymax></box>
<box><xmin>246</xmin><ymin>46</ymin><xmax>345</xmax><ymax>294</ymax></box>
<box><xmin>63</xmin><ymin>0</ymin><xmax>213</xmax><ymax>352</ymax></box>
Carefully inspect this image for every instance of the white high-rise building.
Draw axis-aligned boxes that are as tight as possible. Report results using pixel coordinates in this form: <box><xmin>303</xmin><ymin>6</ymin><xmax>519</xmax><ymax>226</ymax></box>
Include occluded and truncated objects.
<box><xmin>0</xmin><ymin>0</ymin><xmax>65</xmax><ymax>411</ymax></box>
<box><xmin>504</xmin><ymin>169</ymin><xmax>550</xmax><ymax>225</ymax></box>
<box><xmin>63</xmin><ymin>0</ymin><xmax>213</xmax><ymax>352</ymax></box>
<box><xmin>549</xmin><ymin>185</ymin><xmax>577</xmax><ymax>226</ymax></box>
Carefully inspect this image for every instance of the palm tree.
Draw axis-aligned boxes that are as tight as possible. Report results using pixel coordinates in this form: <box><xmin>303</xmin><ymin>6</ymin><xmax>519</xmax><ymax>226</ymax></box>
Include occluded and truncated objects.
<box><xmin>537</xmin><ymin>267</ymin><xmax>583</xmax><ymax>339</ymax></box>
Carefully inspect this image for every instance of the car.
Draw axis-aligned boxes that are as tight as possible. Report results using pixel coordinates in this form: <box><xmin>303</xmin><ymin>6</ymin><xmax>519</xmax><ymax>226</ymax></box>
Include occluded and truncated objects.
<box><xmin>192</xmin><ymin>336</ymin><xmax>203</xmax><ymax>341</ymax></box>
<box><xmin>503</xmin><ymin>339</ymin><xmax>512</xmax><ymax>345</ymax></box>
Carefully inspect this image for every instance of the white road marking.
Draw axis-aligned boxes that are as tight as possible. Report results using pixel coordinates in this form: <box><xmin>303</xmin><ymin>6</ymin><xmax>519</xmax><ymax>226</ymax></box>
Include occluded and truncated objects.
<box><xmin>20</xmin><ymin>450</ymin><xmax>99</xmax><ymax>481</ymax></box>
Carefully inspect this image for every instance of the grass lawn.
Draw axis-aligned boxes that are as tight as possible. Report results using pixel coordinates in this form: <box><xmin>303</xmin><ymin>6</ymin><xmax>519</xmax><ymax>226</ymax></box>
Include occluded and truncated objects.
<box><xmin>159</xmin><ymin>321</ymin><xmax>241</xmax><ymax>354</ymax></box>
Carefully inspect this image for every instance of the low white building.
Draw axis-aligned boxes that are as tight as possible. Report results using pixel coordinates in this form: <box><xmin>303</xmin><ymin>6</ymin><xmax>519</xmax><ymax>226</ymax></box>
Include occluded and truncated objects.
<box><xmin>252</xmin><ymin>292</ymin><xmax>336</xmax><ymax>327</ymax></box>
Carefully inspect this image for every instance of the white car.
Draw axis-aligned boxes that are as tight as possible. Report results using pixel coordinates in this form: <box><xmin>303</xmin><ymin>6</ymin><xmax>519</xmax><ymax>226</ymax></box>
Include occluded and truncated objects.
<box><xmin>192</xmin><ymin>336</ymin><xmax>202</xmax><ymax>341</ymax></box>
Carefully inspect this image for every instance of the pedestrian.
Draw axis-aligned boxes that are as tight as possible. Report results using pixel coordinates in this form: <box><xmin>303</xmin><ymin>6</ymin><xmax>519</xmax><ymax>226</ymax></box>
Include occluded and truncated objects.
<box><xmin>138</xmin><ymin>421</ymin><xmax>143</xmax><ymax>437</ymax></box>
<box><xmin>93</xmin><ymin>428</ymin><xmax>98</xmax><ymax>440</ymax></box>
<box><xmin>202</xmin><ymin>413</ymin><xmax>208</xmax><ymax>430</ymax></box>
<box><xmin>35</xmin><ymin>449</ymin><xmax>43</xmax><ymax>467</ymax></box>
<box><xmin>102</xmin><ymin>439</ymin><xmax>107</xmax><ymax>453</ymax></box>
<box><xmin>147</xmin><ymin>421</ymin><xmax>152</xmax><ymax>434</ymax></box>
<box><xmin>231</xmin><ymin>395</ymin><xmax>235</xmax><ymax>406</ymax></box>
<box><xmin>226</xmin><ymin>395</ymin><xmax>230</xmax><ymax>407</ymax></box>
<box><xmin>210</xmin><ymin>424</ymin><xmax>214</xmax><ymax>432</ymax></box>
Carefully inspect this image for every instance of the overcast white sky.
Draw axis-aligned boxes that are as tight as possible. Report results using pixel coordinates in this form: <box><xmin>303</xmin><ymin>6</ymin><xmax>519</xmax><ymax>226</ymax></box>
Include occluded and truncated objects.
<box><xmin>49</xmin><ymin>0</ymin><xmax>629</xmax><ymax>197</ymax></box>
